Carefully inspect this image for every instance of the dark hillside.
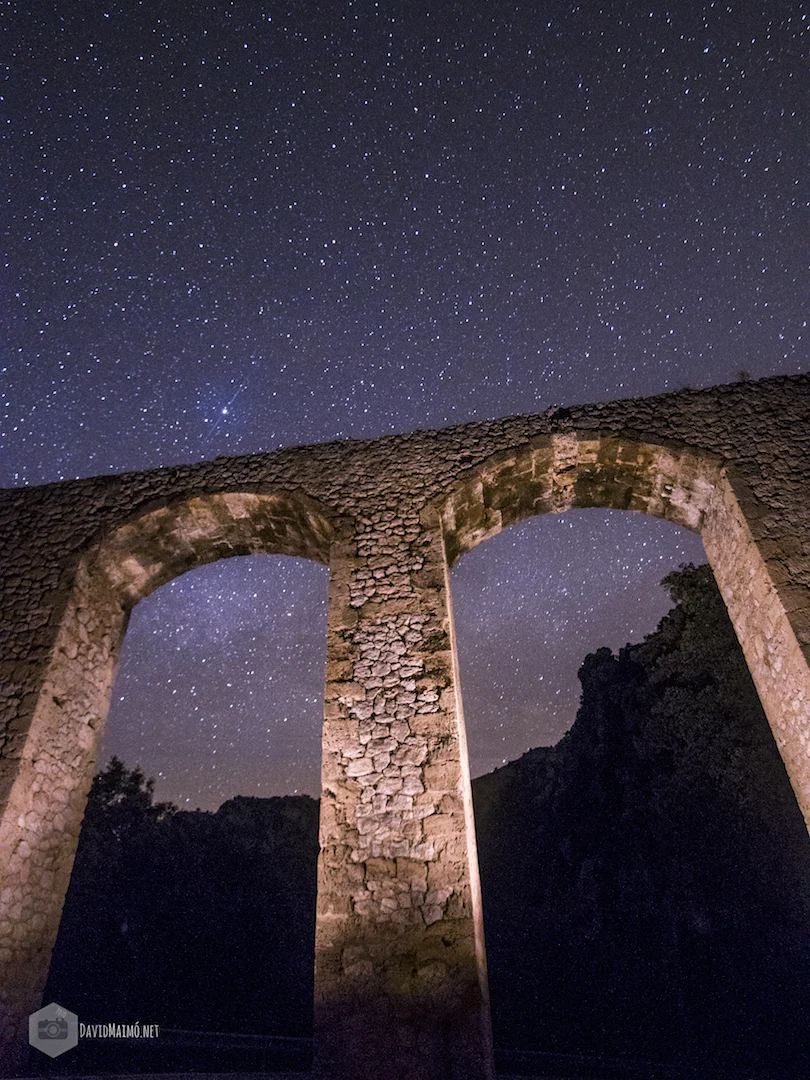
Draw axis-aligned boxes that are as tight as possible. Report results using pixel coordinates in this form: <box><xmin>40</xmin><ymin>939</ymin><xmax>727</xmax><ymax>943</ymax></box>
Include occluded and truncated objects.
<box><xmin>473</xmin><ymin>564</ymin><xmax>810</xmax><ymax>1076</ymax></box>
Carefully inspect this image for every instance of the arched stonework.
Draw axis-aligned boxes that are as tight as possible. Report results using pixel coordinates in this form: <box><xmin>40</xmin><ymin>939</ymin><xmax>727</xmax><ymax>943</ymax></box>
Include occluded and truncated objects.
<box><xmin>1</xmin><ymin>373</ymin><xmax>808</xmax><ymax>1079</ymax></box>
<box><xmin>0</xmin><ymin>490</ymin><xmax>336</xmax><ymax>1072</ymax></box>
<box><xmin>437</xmin><ymin>431</ymin><xmax>810</xmax><ymax>829</ymax></box>
<box><xmin>437</xmin><ymin>432</ymin><xmax>722</xmax><ymax>561</ymax></box>
<box><xmin>88</xmin><ymin>488</ymin><xmax>335</xmax><ymax>602</ymax></box>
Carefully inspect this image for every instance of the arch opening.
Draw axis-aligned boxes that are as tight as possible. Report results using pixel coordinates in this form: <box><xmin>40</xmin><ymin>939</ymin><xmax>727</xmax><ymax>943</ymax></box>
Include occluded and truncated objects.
<box><xmin>437</xmin><ymin>430</ymin><xmax>810</xmax><ymax>828</ymax></box>
<box><xmin>45</xmin><ymin>551</ymin><xmax>328</xmax><ymax>1062</ymax></box>
<box><xmin>0</xmin><ymin>489</ymin><xmax>336</xmax><ymax>1063</ymax></box>
<box><xmin>451</xmin><ymin>508</ymin><xmax>705</xmax><ymax>768</ymax></box>
<box><xmin>101</xmin><ymin>553</ymin><xmax>328</xmax><ymax>809</ymax></box>
<box><xmin>441</xmin><ymin>433</ymin><xmax>810</xmax><ymax>1074</ymax></box>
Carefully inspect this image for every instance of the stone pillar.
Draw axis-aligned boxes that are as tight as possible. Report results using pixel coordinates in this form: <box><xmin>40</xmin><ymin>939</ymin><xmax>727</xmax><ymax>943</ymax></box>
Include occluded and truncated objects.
<box><xmin>702</xmin><ymin>470</ymin><xmax>810</xmax><ymax>828</ymax></box>
<box><xmin>0</xmin><ymin>561</ymin><xmax>125</xmax><ymax>1074</ymax></box>
<box><xmin>313</xmin><ymin>512</ymin><xmax>494</xmax><ymax>1080</ymax></box>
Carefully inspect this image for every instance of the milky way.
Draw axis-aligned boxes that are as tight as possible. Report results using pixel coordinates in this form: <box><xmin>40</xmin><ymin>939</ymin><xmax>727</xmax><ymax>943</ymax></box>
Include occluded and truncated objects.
<box><xmin>3</xmin><ymin>1</ymin><xmax>804</xmax><ymax>807</ymax></box>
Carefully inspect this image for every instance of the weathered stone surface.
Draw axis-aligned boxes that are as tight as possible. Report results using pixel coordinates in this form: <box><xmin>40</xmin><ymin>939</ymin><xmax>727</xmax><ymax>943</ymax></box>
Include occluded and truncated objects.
<box><xmin>0</xmin><ymin>372</ymin><xmax>809</xmax><ymax>1078</ymax></box>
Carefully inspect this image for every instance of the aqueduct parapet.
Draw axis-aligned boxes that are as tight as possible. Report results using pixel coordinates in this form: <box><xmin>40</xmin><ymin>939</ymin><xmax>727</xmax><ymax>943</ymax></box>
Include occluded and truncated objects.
<box><xmin>1</xmin><ymin>373</ymin><xmax>809</xmax><ymax>1078</ymax></box>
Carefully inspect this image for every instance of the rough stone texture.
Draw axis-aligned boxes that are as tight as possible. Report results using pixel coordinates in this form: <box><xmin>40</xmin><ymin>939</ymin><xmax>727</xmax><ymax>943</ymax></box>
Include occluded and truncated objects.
<box><xmin>1</xmin><ymin>372</ymin><xmax>809</xmax><ymax>1079</ymax></box>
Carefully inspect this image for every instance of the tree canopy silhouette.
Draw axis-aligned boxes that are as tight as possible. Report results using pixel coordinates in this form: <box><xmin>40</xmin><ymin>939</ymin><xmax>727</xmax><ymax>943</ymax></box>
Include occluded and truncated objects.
<box><xmin>474</xmin><ymin>564</ymin><xmax>810</xmax><ymax>1075</ymax></box>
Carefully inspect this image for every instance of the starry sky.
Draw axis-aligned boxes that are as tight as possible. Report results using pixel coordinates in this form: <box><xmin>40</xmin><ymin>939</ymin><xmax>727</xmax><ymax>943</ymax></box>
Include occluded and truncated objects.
<box><xmin>3</xmin><ymin>1</ymin><xmax>805</xmax><ymax>808</ymax></box>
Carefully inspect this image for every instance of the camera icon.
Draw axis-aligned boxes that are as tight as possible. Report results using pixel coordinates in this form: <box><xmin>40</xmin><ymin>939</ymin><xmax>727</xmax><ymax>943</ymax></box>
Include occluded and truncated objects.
<box><xmin>38</xmin><ymin>1016</ymin><xmax>68</xmax><ymax>1039</ymax></box>
<box><xmin>29</xmin><ymin>1002</ymin><xmax>78</xmax><ymax>1058</ymax></box>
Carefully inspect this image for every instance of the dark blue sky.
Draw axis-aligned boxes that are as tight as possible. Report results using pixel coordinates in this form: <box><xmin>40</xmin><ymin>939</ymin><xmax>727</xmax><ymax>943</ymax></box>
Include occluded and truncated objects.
<box><xmin>3</xmin><ymin>1</ymin><xmax>804</xmax><ymax>807</ymax></box>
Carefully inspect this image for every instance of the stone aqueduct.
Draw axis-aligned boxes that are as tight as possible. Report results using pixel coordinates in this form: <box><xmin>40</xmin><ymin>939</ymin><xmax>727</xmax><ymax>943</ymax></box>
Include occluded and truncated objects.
<box><xmin>1</xmin><ymin>373</ymin><xmax>809</xmax><ymax>1078</ymax></box>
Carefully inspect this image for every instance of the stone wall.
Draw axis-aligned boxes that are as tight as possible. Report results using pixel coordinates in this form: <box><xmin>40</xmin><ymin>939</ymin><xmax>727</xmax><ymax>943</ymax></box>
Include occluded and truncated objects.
<box><xmin>1</xmin><ymin>372</ymin><xmax>808</xmax><ymax>1078</ymax></box>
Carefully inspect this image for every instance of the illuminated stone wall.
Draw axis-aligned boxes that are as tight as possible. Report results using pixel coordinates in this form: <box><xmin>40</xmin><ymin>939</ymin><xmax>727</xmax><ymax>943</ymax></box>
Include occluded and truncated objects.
<box><xmin>1</xmin><ymin>372</ymin><xmax>808</xmax><ymax>1078</ymax></box>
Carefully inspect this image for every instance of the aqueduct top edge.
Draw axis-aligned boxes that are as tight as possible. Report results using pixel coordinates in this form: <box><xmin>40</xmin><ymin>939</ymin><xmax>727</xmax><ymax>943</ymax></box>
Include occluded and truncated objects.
<box><xmin>2</xmin><ymin>372</ymin><xmax>808</xmax><ymax>547</ymax></box>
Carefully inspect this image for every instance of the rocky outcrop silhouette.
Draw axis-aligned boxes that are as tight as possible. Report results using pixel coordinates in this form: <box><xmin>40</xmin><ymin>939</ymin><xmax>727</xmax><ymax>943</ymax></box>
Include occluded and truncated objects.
<box><xmin>474</xmin><ymin>564</ymin><xmax>810</xmax><ymax>1075</ymax></box>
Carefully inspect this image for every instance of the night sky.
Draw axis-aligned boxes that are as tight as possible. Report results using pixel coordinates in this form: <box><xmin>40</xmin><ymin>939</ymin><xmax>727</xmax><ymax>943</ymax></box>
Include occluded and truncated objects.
<box><xmin>3</xmin><ymin>2</ymin><xmax>805</xmax><ymax>809</ymax></box>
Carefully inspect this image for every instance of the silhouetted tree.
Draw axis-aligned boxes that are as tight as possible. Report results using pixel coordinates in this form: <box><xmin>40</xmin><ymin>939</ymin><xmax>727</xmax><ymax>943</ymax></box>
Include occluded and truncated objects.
<box><xmin>46</xmin><ymin>758</ymin><xmax>176</xmax><ymax>1021</ymax></box>
<box><xmin>46</xmin><ymin>761</ymin><xmax>318</xmax><ymax>1038</ymax></box>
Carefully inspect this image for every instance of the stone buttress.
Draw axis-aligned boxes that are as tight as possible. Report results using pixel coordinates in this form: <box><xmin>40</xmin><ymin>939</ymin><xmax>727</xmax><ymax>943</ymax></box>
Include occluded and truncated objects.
<box><xmin>314</xmin><ymin>514</ymin><xmax>492</xmax><ymax>1080</ymax></box>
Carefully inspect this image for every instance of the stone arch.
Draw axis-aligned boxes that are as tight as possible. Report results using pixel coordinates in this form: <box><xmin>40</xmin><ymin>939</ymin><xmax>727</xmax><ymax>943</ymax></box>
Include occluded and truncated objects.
<box><xmin>433</xmin><ymin>429</ymin><xmax>810</xmax><ymax>831</ymax></box>
<box><xmin>436</xmin><ymin>431</ymin><xmax>721</xmax><ymax>564</ymax></box>
<box><xmin>85</xmin><ymin>487</ymin><xmax>335</xmax><ymax>605</ymax></box>
<box><xmin>0</xmin><ymin>488</ymin><xmax>338</xmax><ymax>1048</ymax></box>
